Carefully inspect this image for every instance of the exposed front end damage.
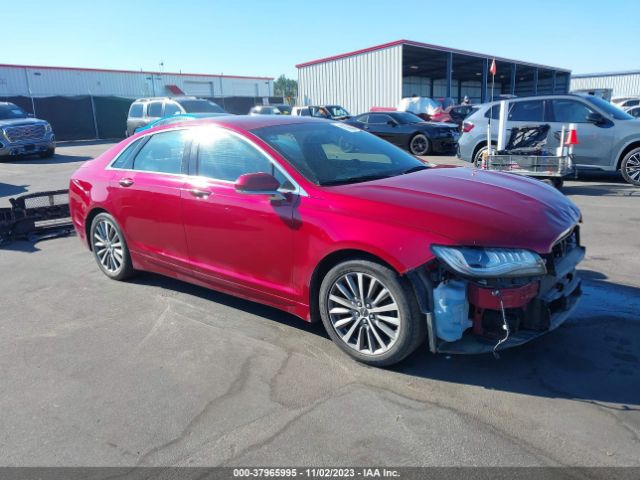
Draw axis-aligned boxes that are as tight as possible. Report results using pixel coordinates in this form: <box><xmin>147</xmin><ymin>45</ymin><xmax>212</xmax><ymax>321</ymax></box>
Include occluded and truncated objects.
<box><xmin>407</xmin><ymin>227</ymin><xmax>585</xmax><ymax>355</ymax></box>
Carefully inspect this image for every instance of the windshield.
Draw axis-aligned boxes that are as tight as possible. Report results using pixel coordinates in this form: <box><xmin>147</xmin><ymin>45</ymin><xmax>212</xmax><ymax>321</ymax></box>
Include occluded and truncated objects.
<box><xmin>583</xmin><ymin>96</ymin><xmax>633</xmax><ymax>120</ymax></box>
<box><xmin>326</xmin><ymin>106</ymin><xmax>350</xmax><ymax>117</ymax></box>
<box><xmin>391</xmin><ymin>112</ymin><xmax>426</xmax><ymax>124</ymax></box>
<box><xmin>178</xmin><ymin>100</ymin><xmax>225</xmax><ymax>113</ymax></box>
<box><xmin>252</xmin><ymin>122</ymin><xmax>428</xmax><ymax>186</ymax></box>
<box><xmin>0</xmin><ymin>104</ymin><xmax>29</xmax><ymax>120</ymax></box>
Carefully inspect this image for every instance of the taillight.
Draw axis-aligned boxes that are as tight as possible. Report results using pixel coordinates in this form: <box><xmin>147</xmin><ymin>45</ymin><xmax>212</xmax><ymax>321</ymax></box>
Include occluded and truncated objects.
<box><xmin>462</xmin><ymin>122</ymin><xmax>474</xmax><ymax>133</ymax></box>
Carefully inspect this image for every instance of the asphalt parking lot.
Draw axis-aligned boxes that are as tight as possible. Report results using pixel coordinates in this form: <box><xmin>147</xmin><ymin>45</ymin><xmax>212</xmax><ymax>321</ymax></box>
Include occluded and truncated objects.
<box><xmin>0</xmin><ymin>142</ymin><xmax>639</xmax><ymax>466</ymax></box>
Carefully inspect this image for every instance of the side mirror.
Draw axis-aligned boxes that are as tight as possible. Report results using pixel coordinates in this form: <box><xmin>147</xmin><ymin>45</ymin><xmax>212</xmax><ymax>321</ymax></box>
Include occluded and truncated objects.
<box><xmin>586</xmin><ymin>112</ymin><xmax>606</xmax><ymax>125</ymax></box>
<box><xmin>235</xmin><ymin>172</ymin><xmax>285</xmax><ymax>200</ymax></box>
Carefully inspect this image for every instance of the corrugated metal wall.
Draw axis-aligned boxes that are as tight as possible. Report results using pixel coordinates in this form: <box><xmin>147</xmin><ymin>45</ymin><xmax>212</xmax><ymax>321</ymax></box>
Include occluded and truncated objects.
<box><xmin>297</xmin><ymin>45</ymin><xmax>402</xmax><ymax>115</ymax></box>
<box><xmin>0</xmin><ymin>65</ymin><xmax>273</xmax><ymax>99</ymax></box>
<box><xmin>571</xmin><ymin>73</ymin><xmax>640</xmax><ymax>98</ymax></box>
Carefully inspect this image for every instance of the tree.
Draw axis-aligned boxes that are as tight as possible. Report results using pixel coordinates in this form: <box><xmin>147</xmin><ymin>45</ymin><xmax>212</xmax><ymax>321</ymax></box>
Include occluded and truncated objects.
<box><xmin>274</xmin><ymin>74</ymin><xmax>297</xmax><ymax>104</ymax></box>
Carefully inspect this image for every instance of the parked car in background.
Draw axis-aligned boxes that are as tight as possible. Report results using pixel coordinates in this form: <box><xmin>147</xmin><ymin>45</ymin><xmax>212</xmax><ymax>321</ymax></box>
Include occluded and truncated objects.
<box><xmin>626</xmin><ymin>106</ymin><xmax>640</xmax><ymax>119</ymax></box>
<box><xmin>133</xmin><ymin>113</ymin><xmax>229</xmax><ymax>134</ymax></box>
<box><xmin>612</xmin><ymin>97</ymin><xmax>640</xmax><ymax>110</ymax></box>
<box><xmin>249</xmin><ymin>105</ymin><xmax>282</xmax><ymax>115</ymax></box>
<box><xmin>346</xmin><ymin>111</ymin><xmax>460</xmax><ymax>156</ymax></box>
<box><xmin>0</xmin><ymin>102</ymin><xmax>55</xmax><ymax>158</ymax></box>
<box><xmin>126</xmin><ymin>96</ymin><xmax>227</xmax><ymax>136</ymax></box>
<box><xmin>69</xmin><ymin>116</ymin><xmax>584</xmax><ymax>366</ymax></box>
<box><xmin>457</xmin><ymin>94</ymin><xmax>640</xmax><ymax>186</ymax></box>
<box><xmin>272</xmin><ymin>104</ymin><xmax>292</xmax><ymax>115</ymax></box>
<box><xmin>291</xmin><ymin>105</ymin><xmax>351</xmax><ymax>120</ymax></box>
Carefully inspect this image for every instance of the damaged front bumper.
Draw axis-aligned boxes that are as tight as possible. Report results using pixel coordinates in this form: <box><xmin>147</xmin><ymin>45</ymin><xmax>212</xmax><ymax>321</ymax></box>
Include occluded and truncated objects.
<box><xmin>408</xmin><ymin>231</ymin><xmax>585</xmax><ymax>355</ymax></box>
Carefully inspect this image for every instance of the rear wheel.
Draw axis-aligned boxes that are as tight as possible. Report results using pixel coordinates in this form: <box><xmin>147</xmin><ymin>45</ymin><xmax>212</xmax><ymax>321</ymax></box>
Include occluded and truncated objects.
<box><xmin>409</xmin><ymin>134</ymin><xmax>431</xmax><ymax>156</ymax></box>
<box><xmin>621</xmin><ymin>148</ymin><xmax>640</xmax><ymax>186</ymax></box>
<box><xmin>319</xmin><ymin>259</ymin><xmax>426</xmax><ymax>366</ymax></box>
<box><xmin>473</xmin><ymin>145</ymin><xmax>490</xmax><ymax>167</ymax></box>
<box><xmin>90</xmin><ymin>213</ymin><xmax>135</xmax><ymax>281</ymax></box>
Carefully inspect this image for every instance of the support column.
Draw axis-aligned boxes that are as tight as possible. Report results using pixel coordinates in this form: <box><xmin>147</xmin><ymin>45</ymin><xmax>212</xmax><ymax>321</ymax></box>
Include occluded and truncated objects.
<box><xmin>533</xmin><ymin>68</ymin><xmax>539</xmax><ymax>95</ymax></box>
<box><xmin>510</xmin><ymin>64</ymin><xmax>516</xmax><ymax>95</ymax></box>
<box><xmin>446</xmin><ymin>52</ymin><xmax>453</xmax><ymax>98</ymax></box>
<box><xmin>481</xmin><ymin>58</ymin><xmax>488</xmax><ymax>103</ymax></box>
<box><xmin>551</xmin><ymin>71</ymin><xmax>557</xmax><ymax>94</ymax></box>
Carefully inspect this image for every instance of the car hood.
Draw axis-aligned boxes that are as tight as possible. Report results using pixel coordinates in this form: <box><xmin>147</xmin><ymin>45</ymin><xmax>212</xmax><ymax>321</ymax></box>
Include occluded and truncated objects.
<box><xmin>0</xmin><ymin>118</ymin><xmax>48</xmax><ymax>127</ymax></box>
<box><xmin>327</xmin><ymin>167</ymin><xmax>581</xmax><ymax>253</ymax></box>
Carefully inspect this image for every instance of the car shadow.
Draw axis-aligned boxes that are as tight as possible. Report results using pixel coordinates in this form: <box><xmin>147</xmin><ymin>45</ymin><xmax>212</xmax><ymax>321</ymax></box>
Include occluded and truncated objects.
<box><xmin>396</xmin><ymin>269</ymin><xmax>640</xmax><ymax>408</ymax></box>
<box><xmin>128</xmin><ymin>272</ymin><xmax>328</xmax><ymax>339</ymax></box>
<box><xmin>0</xmin><ymin>183</ymin><xmax>29</xmax><ymax>199</ymax></box>
<box><xmin>128</xmin><ymin>267</ymin><xmax>638</xmax><ymax>408</ymax></box>
<box><xmin>562</xmin><ymin>171</ymin><xmax>639</xmax><ymax>197</ymax></box>
<box><xmin>1</xmin><ymin>153</ymin><xmax>92</xmax><ymax>165</ymax></box>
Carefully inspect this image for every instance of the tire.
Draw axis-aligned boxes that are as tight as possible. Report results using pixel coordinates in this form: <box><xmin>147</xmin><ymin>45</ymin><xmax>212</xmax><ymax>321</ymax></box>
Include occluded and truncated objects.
<box><xmin>89</xmin><ymin>213</ymin><xmax>135</xmax><ymax>281</ymax></box>
<box><xmin>409</xmin><ymin>133</ymin><xmax>431</xmax><ymax>156</ymax></box>
<box><xmin>39</xmin><ymin>148</ymin><xmax>55</xmax><ymax>159</ymax></box>
<box><xmin>621</xmin><ymin>147</ymin><xmax>640</xmax><ymax>186</ymax></box>
<box><xmin>473</xmin><ymin>145</ymin><xmax>490</xmax><ymax>167</ymax></box>
<box><xmin>319</xmin><ymin>259</ymin><xmax>426</xmax><ymax>367</ymax></box>
<box><xmin>551</xmin><ymin>178</ymin><xmax>564</xmax><ymax>189</ymax></box>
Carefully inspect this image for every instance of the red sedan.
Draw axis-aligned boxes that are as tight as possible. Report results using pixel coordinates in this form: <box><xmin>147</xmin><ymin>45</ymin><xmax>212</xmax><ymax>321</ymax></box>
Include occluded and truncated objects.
<box><xmin>69</xmin><ymin>116</ymin><xmax>584</xmax><ymax>366</ymax></box>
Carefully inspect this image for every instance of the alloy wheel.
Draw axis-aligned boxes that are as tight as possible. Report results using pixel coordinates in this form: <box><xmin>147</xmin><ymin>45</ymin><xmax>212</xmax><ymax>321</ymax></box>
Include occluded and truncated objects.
<box><xmin>93</xmin><ymin>219</ymin><xmax>124</xmax><ymax>273</ymax></box>
<box><xmin>327</xmin><ymin>272</ymin><xmax>401</xmax><ymax>355</ymax></box>
<box><xmin>625</xmin><ymin>152</ymin><xmax>640</xmax><ymax>184</ymax></box>
<box><xmin>410</xmin><ymin>135</ymin><xmax>429</xmax><ymax>156</ymax></box>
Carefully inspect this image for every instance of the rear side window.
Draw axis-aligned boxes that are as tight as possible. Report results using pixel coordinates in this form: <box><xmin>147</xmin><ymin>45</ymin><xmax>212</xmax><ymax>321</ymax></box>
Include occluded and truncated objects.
<box><xmin>356</xmin><ymin>114</ymin><xmax>369</xmax><ymax>123</ymax></box>
<box><xmin>147</xmin><ymin>101</ymin><xmax>163</xmax><ymax>117</ymax></box>
<box><xmin>548</xmin><ymin>99</ymin><xmax>595</xmax><ymax>123</ymax></box>
<box><xmin>197</xmin><ymin>131</ymin><xmax>286</xmax><ymax>185</ymax></box>
<box><xmin>298</xmin><ymin>108</ymin><xmax>310</xmax><ymax>116</ymax></box>
<box><xmin>133</xmin><ymin>130</ymin><xmax>187</xmax><ymax>174</ymax></box>
<box><xmin>368</xmin><ymin>114</ymin><xmax>392</xmax><ymax>124</ymax></box>
<box><xmin>129</xmin><ymin>104</ymin><xmax>143</xmax><ymax>118</ymax></box>
<box><xmin>509</xmin><ymin>101</ymin><xmax>544</xmax><ymax>122</ymax></box>
<box><xmin>111</xmin><ymin>138</ymin><xmax>143</xmax><ymax>169</ymax></box>
<box><xmin>163</xmin><ymin>102</ymin><xmax>181</xmax><ymax>116</ymax></box>
<box><xmin>484</xmin><ymin>105</ymin><xmax>500</xmax><ymax>120</ymax></box>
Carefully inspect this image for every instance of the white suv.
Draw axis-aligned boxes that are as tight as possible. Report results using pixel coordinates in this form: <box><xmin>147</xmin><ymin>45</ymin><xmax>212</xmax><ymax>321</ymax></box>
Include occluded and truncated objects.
<box><xmin>126</xmin><ymin>97</ymin><xmax>226</xmax><ymax>136</ymax></box>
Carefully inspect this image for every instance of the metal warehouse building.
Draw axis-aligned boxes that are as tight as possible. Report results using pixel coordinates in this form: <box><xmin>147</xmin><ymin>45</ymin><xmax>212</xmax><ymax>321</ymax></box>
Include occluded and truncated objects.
<box><xmin>570</xmin><ymin>70</ymin><xmax>640</xmax><ymax>100</ymax></box>
<box><xmin>297</xmin><ymin>39</ymin><xmax>571</xmax><ymax>114</ymax></box>
<box><xmin>0</xmin><ymin>63</ymin><xmax>274</xmax><ymax>99</ymax></box>
<box><xmin>0</xmin><ymin>63</ymin><xmax>277</xmax><ymax>140</ymax></box>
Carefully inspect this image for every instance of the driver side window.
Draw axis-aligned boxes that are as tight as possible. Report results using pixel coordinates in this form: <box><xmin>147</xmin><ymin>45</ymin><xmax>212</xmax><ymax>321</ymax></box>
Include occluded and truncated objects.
<box><xmin>197</xmin><ymin>131</ymin><xmax>288</xmax><ymax>186</ymax></box>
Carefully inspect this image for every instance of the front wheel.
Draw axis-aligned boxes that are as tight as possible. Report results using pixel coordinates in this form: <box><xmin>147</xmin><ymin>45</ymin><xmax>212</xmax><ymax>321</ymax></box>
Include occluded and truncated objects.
<box><xmin>409</xmin><ymin>134</ymin><xmax>431</xmax><ymax>156</ymax></box>
<box><xmin>90</xmin><ymin>213</ymin><xmax>135</xmax><ymax>281</ymax></box>
<box><xmin>39</xmin><ymin>148</ymin><xmax>55</xmax><ymax>158</ymax></box>
<box><xmin>319</xmin><ymin>260</ymin><xmax>426</xmax><ymax>366</ymax></box>
<box><xmin>621</xmin><ymin>147</ymin><xmax>640</xmax><ymax>186</ymax></box>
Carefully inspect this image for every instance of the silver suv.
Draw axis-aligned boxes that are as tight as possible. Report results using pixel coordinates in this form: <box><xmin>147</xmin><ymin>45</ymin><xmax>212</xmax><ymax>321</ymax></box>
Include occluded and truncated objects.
<box><xmin>457</xmin><ymin>94</ymin><xmax>640</xmax><ymax>186</ymax></box>
<box><xmin>0</xmin><ymin>102</ymin><xmax>55</xmax><ymax>158</ymax></box>
<box><xmin>126</xmin><ymin>97</ymin><xmax>226</xmax><ymax>136</ymax></box>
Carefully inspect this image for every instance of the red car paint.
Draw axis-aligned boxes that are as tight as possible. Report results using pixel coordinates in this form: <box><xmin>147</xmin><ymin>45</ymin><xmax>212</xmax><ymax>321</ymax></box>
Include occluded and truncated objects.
<box><xmin>69</xmin><ymin>116</ymin><xmax>581</xmax><ymax>323</ymax></box>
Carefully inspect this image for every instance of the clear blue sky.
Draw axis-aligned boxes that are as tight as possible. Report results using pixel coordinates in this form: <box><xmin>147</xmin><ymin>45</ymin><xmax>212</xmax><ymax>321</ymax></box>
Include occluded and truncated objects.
<box><xmin>3</xmin><ymin>0</ymin><xmax>638</xmax><ymax>79</ymax></box>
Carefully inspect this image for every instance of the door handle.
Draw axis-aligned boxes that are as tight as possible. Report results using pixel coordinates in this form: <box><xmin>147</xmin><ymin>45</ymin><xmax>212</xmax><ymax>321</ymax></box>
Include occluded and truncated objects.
<box><xmin>189</xmin><ymin>188</ymin><xmax>212</xmax><ymax>198</ymax></box>
<box><xmin>119</xmin><ymin>178</ymin><xmax>134</xmax><ymax>187</ymax></box>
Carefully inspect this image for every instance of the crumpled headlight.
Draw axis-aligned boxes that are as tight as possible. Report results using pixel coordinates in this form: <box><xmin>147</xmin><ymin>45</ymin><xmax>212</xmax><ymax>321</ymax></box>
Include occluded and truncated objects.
<box><xmin>431</xmin><ymin>245</ymin><xmax>547</xmax><ymax>278</ymax></box>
